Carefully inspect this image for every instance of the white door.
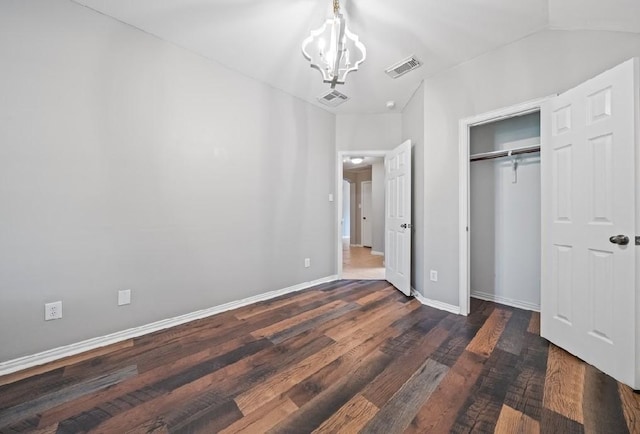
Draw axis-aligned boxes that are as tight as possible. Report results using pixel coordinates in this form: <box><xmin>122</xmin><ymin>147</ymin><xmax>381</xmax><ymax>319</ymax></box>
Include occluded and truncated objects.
<box><xmin>385</xmin><ymin>140</ymin><xmax>412</xmax><ymax>296</ymax></box>
<box><xmin>542</xmin><ymin>58</ymin><xmax>638</xmax><ymax>388</ymax></box>
<box><xmin>361</xmin><ymin>181</ymin><xmax>372</xmax><ymax>247</ymax></box>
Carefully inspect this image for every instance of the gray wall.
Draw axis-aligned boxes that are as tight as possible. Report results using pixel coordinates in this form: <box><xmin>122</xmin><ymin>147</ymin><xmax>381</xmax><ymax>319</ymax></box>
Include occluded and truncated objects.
<box><xmin>402</xmin><ymin>83</ymin><xmax>425</xmax><ymax>295</ymax></box>
<box><xmin>470</xmin><ymin>113</ymin><xmax>541</xmax><ymax>308</ymax></box>
<box><xmin>371</xmin><ymin>161</ymin><xmax>385</xmax><ymax>254</ymax></box>
<box><xmin>0</xmin><ymin>0</ymin><xmax>336</xmax><ymax>361</ymax></box>
<box><xmin>336</xmin><ymin>114</ymin><xmax>402</xmax><ymax>151</ymax></box>
<box><xmin>423</xmin><ymin>28</ymin><xmax>640</xmax><ymax>307</ymax></box>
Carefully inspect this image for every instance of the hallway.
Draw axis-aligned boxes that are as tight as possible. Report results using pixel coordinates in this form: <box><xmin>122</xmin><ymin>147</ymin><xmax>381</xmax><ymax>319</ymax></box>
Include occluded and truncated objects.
<box><xmin>342</xmin><ymin>239</ymin><xmax>385</xmax><ymax>280</ymax></box>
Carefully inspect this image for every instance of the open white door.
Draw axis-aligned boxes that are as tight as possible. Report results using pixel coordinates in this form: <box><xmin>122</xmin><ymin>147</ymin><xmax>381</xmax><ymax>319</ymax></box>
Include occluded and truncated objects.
<box><xmin>385</xmin><ymin>140</ymin><xmax>412</xmax><ymax>296</ymax></box>
<box><xmin>542</xmin><ymin>58</ymin><xmax>638</xmax><ymax>388</ymax></box>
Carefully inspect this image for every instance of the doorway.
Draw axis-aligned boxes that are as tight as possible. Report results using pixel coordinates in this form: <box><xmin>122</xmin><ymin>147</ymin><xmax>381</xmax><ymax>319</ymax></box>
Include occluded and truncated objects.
<box><xmin>459</xmin><ymin>98</ymin><xmax>548</xmax><ymax>315</ymax></box>
<box><xmin>337</xmin><ymin>152</ymin><xmax>386</xmax><ymax>280</ymax></box>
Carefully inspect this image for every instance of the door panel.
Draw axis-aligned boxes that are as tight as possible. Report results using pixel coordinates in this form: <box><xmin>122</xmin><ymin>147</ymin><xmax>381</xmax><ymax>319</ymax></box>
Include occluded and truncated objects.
<box><xmin>361</xmin><ymin>181</ymin><xmax>372</xmax><ymax>247</ymax></box>
<box><xmin>385</xmin><ymin>140</ymin><xmax>412</xmax><ymax>296</ymax></box>
<box><xmin>542</xmin><ymin>58</ymin><xmax>637</xmax><ymax>388</ymax></box>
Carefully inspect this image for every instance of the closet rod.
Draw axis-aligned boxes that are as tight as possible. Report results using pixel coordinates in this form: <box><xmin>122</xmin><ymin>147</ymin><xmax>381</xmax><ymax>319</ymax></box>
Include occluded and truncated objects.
<box><xmin>470</xmin><ymin>144</ymin><xmax>540</xmax><ymax>162</ymax></box>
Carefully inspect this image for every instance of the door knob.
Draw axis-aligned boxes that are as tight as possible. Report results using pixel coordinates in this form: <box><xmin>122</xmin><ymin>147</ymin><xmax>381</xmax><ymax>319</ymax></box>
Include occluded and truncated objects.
<box><xmin>400</xmin><ymin>223</ymin><xmax>412</xmax><ymax>229</ymax></box>
<box><xmin>609</xmin><ymin>235</ymin><xmax>630</xmax><ymax>246</ymax></box>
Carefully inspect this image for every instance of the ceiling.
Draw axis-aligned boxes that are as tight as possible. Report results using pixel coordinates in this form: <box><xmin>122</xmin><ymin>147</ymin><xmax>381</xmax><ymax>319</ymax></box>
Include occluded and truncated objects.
<box><xmin>343</xmin><ymin>156</ymin><xmax>383</xmax><ymax>171</ymax></box>
<box><xmin>74</xmin><ymin>0</ymin><xmax>640</xmax><ymax>114</ymax></box>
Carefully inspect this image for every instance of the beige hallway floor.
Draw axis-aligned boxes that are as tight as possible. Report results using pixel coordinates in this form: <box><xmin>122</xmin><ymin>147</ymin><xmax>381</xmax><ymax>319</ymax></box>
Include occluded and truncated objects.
<box><xmin>342</xmin><ymin>239</ymin><xmax>385</xmax><ymax>280</ymax></box>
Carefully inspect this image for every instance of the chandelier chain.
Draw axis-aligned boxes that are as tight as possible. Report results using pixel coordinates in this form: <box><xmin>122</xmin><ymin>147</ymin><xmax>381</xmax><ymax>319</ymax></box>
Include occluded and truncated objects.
<box><xmin>333</xmin><ymin>0</ymin><xmax>339</xmax><ymax>15</ymax></box>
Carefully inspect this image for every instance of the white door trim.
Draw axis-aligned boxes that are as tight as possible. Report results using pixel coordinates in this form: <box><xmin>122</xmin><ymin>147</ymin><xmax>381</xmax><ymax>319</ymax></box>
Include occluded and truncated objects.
<box><xmin>336</xmin><ymin>151</ymin><xmax>388</xmax><ymax>279</ymax></box>
<box><xmin>458</xmin><ymin>96</ymin><xmax>552</xmax><ymax>316</ymax></box>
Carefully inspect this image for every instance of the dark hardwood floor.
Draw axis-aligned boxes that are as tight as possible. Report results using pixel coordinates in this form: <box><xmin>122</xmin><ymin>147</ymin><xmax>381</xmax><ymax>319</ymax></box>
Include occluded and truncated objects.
<box><xmin>0</xmin><ymin>280</ymin><xmax>638</xmax><ymax>433</ymax></box>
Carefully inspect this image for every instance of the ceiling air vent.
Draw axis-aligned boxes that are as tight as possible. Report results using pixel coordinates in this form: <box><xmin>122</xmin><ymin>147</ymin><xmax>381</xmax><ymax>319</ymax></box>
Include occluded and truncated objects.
<box><xmin>318</xmin><ymin>89</ymin><xmax>350</xmax><ymax>107</ymax></box>
<box><xmin>385</xmin><ymin>55</ymin><xmax>423</xmax><ymax>79</ymax></box>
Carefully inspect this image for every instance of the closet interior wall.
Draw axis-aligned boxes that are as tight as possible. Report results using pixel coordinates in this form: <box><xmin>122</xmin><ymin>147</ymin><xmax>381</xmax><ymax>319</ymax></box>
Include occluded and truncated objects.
<box><xmin>470</xmin><ymin>112</ymin><xmax>541</xmax><ymax>310</ymax></box>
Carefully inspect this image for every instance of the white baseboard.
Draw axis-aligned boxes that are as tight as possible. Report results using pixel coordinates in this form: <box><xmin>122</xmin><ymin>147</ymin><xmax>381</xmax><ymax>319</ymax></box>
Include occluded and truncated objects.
<box><xmin>371</xmin><ymin>251</ymin><xmax>384</xmax><ymax>256</ymax></box>
<box><xmin>471</xmin><ymin>291</ymin><xmax>540</xmax><ymax>312</ymax></box>
<box><xmin>0</xmin><ymin>275</ymin><xmax>338</xmax><ymax>378</ymax></box>
<box><xmin>350</xmin><ymin>244</ymin><xmax>363</xmax><ymax>247</ymax></box>
<box><xmin>411</xmin><ymin>288</ymin><xmax>461</xmax><ymax>315</ymax></box>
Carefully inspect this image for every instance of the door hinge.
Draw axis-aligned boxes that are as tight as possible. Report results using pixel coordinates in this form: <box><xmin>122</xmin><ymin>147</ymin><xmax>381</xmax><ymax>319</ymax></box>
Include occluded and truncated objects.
<box><xmin>636</xmin><ymin>236</ymin><xmax>640</xmax><ymax>246</ymax></box>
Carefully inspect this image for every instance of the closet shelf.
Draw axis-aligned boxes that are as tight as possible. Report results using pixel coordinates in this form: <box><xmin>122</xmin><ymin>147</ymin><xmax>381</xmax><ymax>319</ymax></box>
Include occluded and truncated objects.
<box><xmin>470</xmin><ymin>144</ymin><xmax>540</xmax><ymax>162</ymax></box>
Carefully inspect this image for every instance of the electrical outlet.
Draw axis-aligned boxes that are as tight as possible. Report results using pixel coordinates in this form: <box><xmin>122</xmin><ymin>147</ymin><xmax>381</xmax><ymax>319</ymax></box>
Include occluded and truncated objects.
<box><xmin>430</xmin><ymin>270</ymin><xmax>438</xmax><ymax>282</ymax></box>
<box><xmin>44</xmin><ymin>301</ymin><xmax>63</xmax><ymax>321</ymax></box>
<box><xmin>304</xmin><ymin>258</ymin><xmax>311</xmax><ymax>268</ymax></box>
<box><xmin>118</xmin><ymin>289</ymin><xmax>131</xmax><ymax>306</ymax></box>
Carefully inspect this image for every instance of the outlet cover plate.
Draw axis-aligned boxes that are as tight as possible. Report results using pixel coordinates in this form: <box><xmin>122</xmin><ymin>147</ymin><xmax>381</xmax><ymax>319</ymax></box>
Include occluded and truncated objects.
<box><xmin>430</xmin><ymin>270</ymin><xmax>438</xmax><ymax>282</ymax></box>
<box><xmin>304</xmin><ymin>258</ymin><xmax>311</xmax><ymax>268</ymax></box>
<box><xmin>45</xmin><ymin>301</ymin><xmax>63</xmax><ymax>321</ymax></box>
<box><xmin>118</xmin><ymin>289</ymin><xmax>131</xmax><ymax>306</ymax></box>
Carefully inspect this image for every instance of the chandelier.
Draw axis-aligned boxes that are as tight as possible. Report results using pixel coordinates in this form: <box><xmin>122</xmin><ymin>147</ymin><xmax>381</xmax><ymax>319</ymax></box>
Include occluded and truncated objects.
<box><xmin>302</xmin><ymin>0</ymin><xmax>366</xmax><ymax>88</ymax></box>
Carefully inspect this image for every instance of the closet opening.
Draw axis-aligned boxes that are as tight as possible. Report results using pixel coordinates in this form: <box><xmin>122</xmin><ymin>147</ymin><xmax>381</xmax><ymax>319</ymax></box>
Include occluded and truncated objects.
<box><xmin>459</xmin><ymin>98</ymin><xmax>549</xmax><ymax>315</ymax></box>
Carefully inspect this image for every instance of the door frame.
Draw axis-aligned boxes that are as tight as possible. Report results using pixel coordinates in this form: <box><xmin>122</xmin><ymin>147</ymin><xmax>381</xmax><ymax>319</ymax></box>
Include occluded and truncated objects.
<box><xmin>336</xmin><ymin>151</ymin><xmax>387</xmax><ymax>278</ymax></box>
<box><xmin>458</xmin><ymin>97</ymin><xmax>551</xmax><ymax>316</ymax></box>
<box><xmin>360</xmin><ymin>181</ymin><xmax>373</xmax><ymax>247</ymax></box>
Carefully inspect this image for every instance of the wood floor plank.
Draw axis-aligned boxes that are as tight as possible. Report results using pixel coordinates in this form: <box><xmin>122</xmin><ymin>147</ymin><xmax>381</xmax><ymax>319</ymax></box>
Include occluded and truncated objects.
<box><xmin>496</xmin><ymin>309</ymin><xmax>531</xmax><ymax>355</ymax></box>
<box><xmin>466</xmin><ymin>307</ymin><xmax>512</xmax><ymax>357</ymax></box>
<box><xmin>29</xmin><ymin>423</ymin><xmax>59</xmax><ymax>434</ymax></box>
<box><xmin>234</xmin><ymin>289</ymin><xmax>323</xmax><ymax>319</ymax></box>
<box><xmin>267</xmin><ymin>302</ymin><xmax>358</xmax><ymax>345</ymax></box>
<box><xmin>429</xmin><ymin>308</ymin><xmax>491</xmax><ymax>368</ymax></box>
<box><xmin>309</xmin><ymin>292</ymin><xmax>399</xmax><ymax>337</ymax></box>
<box><xmin>133</xmin><ymin>332</ymin><xmax>334</xmax><ymax>433</ymax></box>
<box><xmin>320</xmin><ymin>297</ymin><xmax>401</xmax><ymax>341</ymax></box>
<box><xmin>619</xmin><ymin>383</ymin><xmax>640</xmax><ymax>434</ymax></box>
<box><xmin>543</xmin><ymin>344</ymin><xmax>585</xmax><ymax>424</ymax></box>
<box><xmin>450</xmin><ymin>348</ymin><xmax>521</xmax><ymax>433</ymax></box>
<box><xmin>0</xmin><ymin>365</ymin><xmax>137</xmax><ymax>430</ymax></box>
<box><xmin>54</xmin><ymin>339</ymin><xmax>275</xmax><ymax>433</ymax></box>
<box><xmin>235</xmin><ymin>310</ymin><xmax>405</xmax><ymax>415</ymax></box>
<box><xmin>582</xmin><ymin>364</ymin><xmax>629</xmax><ymax>434</ymax></box>
<box><xmin>494</xmin><ymin>404</ymin><xmax>540</xmax><ymax>434</ymax></box>
<box><xmin>267</xmin><ymin>349</ymin><xmax>393</xmax><ymax>434</ymax></box>
<box><xmin>229</xmin><ymin>398</ymin><xmax>298</xmax><ymax>434</ymax></box>
<box><xmin>540</xmin><ymin>408</ymin><xmax>585</xmax><ymax>434</ymax></box>
<box><xmin>361</xmin><ymin>319</ymin><xmax>451</xmax><ymax>408</ymax></box>
<box><xmin>0</xmin><ymin>340</ymin><xmax>134</xmax><ymax>388</ymax></box>
<box><xmin>251</xmin><ymin>299</ymin><xmax>347</xmax><ymax>339</ymax></box>
<box><xmin>404</xmin><ymin>350</ymin><xmax>485</xmax><ymax>434</ymax></box>
<box><xmin>527</xmin><ymin>311</ymin><xmax>541</xmax><ymax>334</ymax></box>
<box><xmin>171</xmin><ymin>399</ymin><xmax>243</xmax><ymax>434</ymax></box>
<box><xmin>312</xmin><ymin>394</ymin><xmax>378</xmax><ymax>434</ymax></box>
<box><xmin>0</xmin><ymin>368</ymin><xmax>66</xmax><ymax>411</ymax></box>
<box><xmin>38</xmin><ymin>345</ymin><xmax>219</xmax><ymax>427</ymax></box>
<box><xmin>503</xmin><ymin>332</ymin><xmax>548</xmax><ymax>421</ymax></box>
<box><xmin>361</xmin><ymin>358</ymin><xmax>448</xmax><ymax>433</ymax></box>
<box><xmin>355</xmin><ymin>290</ymin><xmax>390</xmax><ymax>306</ymax></box>
<box><xmin>385</xmin><ymin>304</ymin><xmax>449</xmax><ymax>339</ymax></box>
<box><xmin>286</xmin><ymin>323</ymin><xmax>399</xmax><ymax>408</ymax></box>
<box><xmin>220</xmin><ymin>396</ymin><xmax>299</xmax><ymax>434</ymax></box>
<box><xmin>324</xmin><ymin>299</ymin><xmax>419</xmax><ymax>341</ymax></box>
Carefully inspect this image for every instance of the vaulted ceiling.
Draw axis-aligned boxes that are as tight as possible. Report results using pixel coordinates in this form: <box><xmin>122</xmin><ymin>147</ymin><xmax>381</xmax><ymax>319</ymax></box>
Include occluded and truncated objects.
<box><xmin>74</xmin><ymin>0</ymin><xmax>640</xmax><ymax>114</ymax></box>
